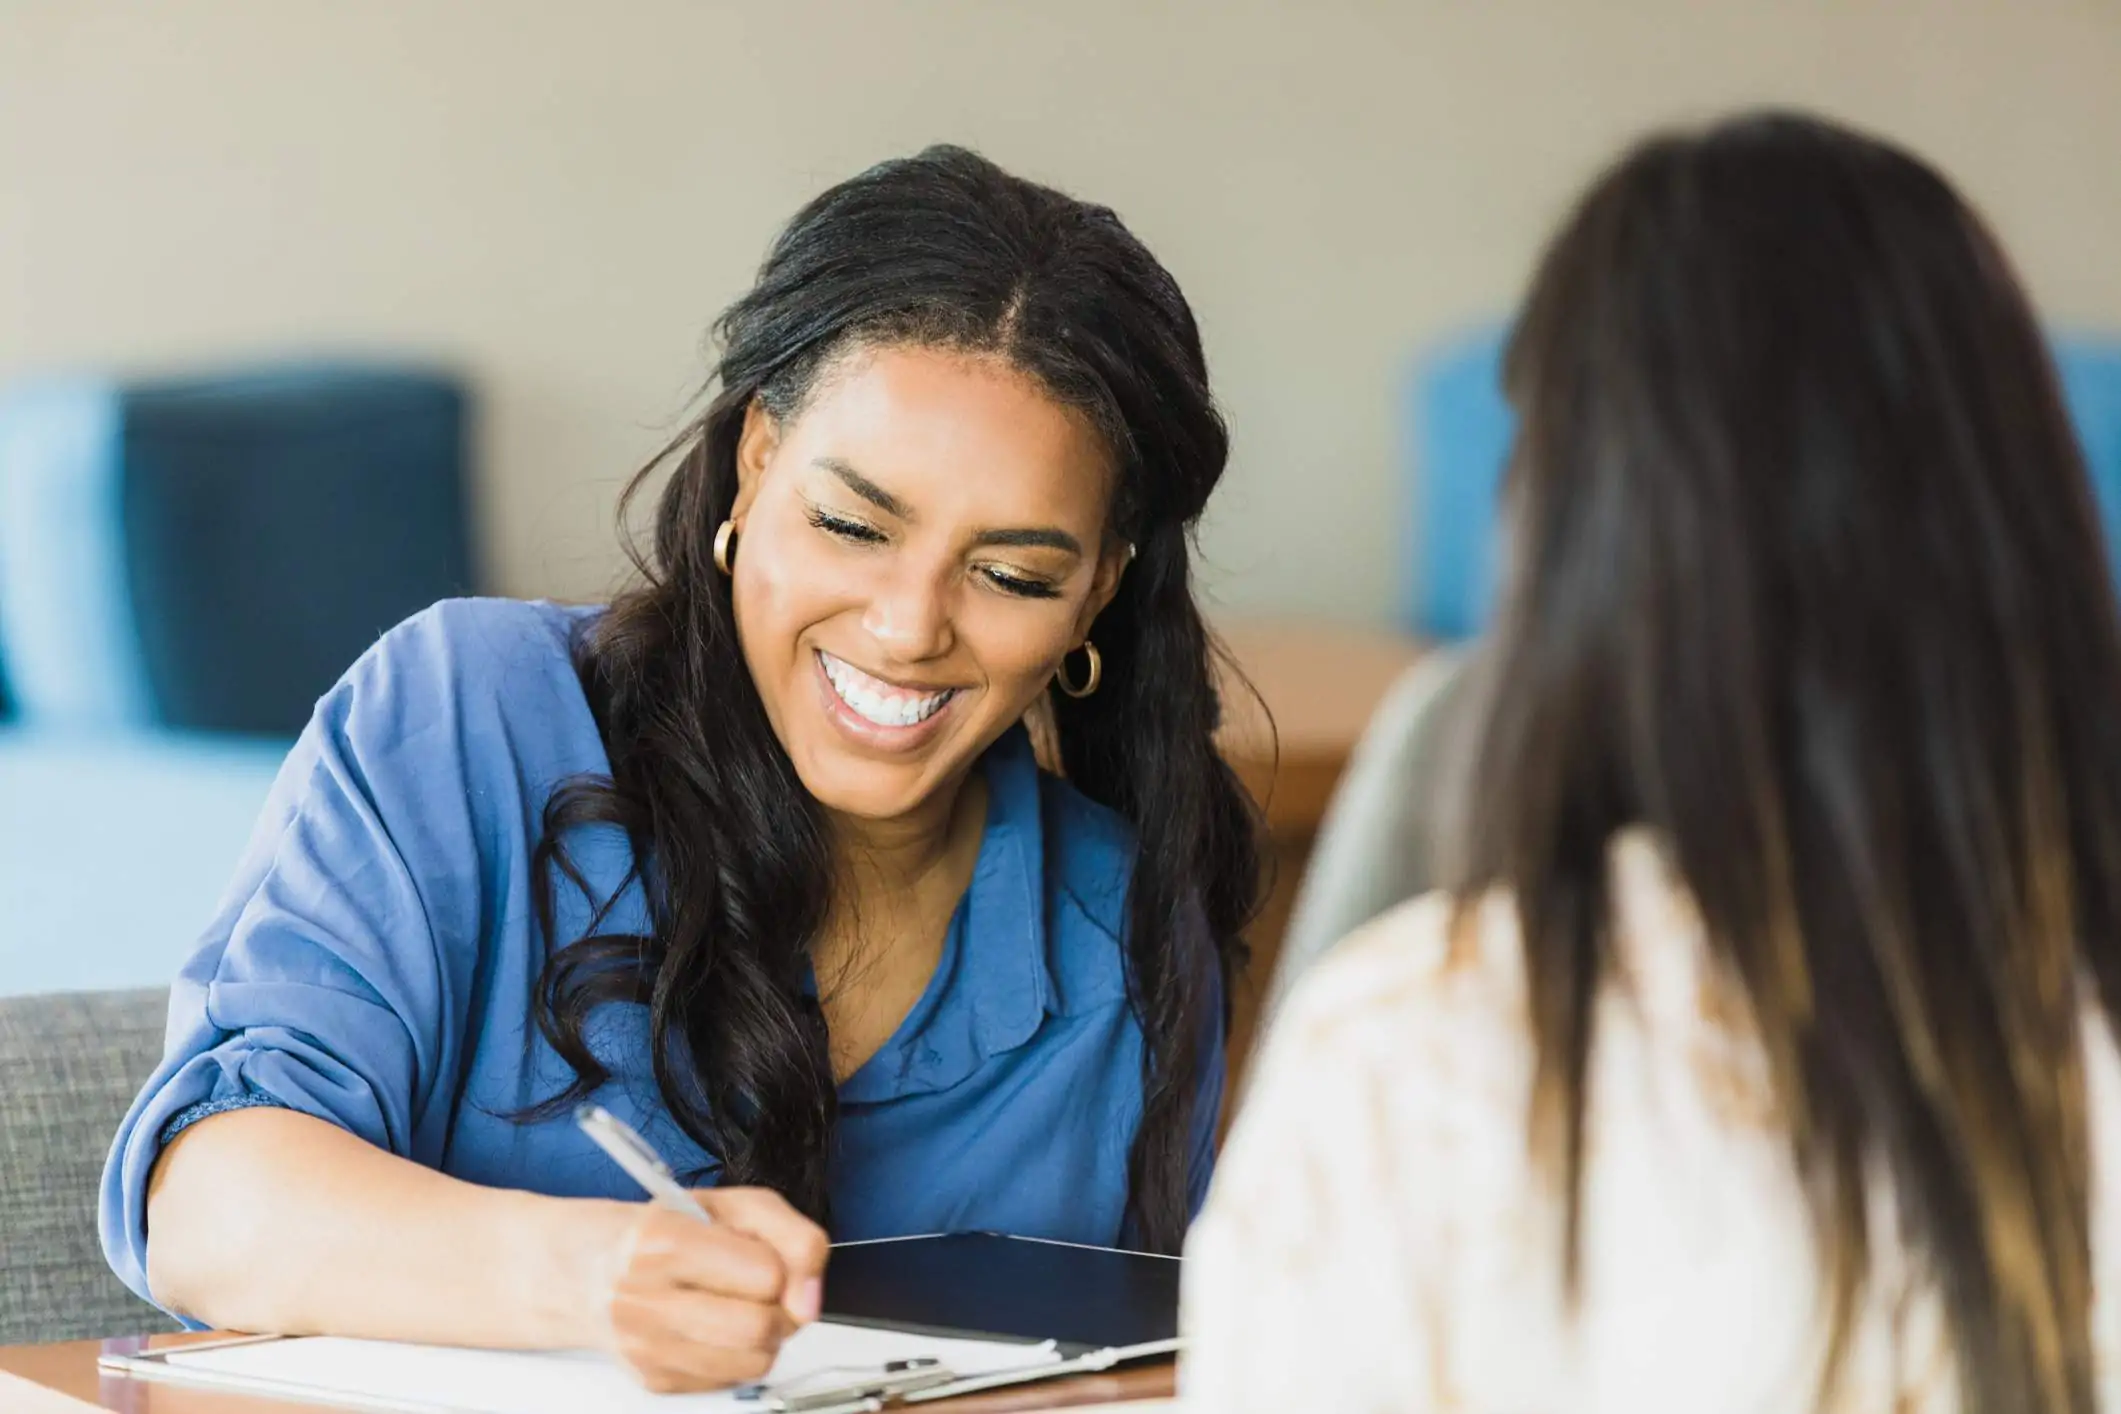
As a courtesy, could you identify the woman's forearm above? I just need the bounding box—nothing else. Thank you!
[145,1107,636,1347]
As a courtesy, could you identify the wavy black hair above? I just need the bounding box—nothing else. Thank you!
[524,146,1259,1253]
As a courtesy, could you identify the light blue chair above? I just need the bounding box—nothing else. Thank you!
[0,363,476,997]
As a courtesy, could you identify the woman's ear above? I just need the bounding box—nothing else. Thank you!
[1073,537,1133,641]
[731,397,781,523]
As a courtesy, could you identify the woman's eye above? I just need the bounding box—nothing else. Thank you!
[807,508,887,545]
[981,567,1061,600]
[805,506,1056,599]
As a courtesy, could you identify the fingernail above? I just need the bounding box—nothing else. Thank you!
[793,1277,823,1323]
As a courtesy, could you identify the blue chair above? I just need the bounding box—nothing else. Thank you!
[2059,338,2121,578]
[1405,328,2121,642]
[0,363,476,996]
[1405,326,1513,641]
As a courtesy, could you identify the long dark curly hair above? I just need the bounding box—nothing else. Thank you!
[525,145,1260,1253]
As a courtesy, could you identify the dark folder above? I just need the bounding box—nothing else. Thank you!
[821,1232,1181,1356]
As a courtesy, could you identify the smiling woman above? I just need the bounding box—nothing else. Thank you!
[99,147,1260,1394]
[719,347,1133,1096]
[728,346,1123,820]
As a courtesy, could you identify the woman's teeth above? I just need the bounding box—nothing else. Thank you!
[819,651,955,729]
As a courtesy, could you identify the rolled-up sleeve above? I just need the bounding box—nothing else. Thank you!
[99,675,456,1311]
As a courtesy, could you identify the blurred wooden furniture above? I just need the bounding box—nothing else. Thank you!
[1212,617,1428,1102]
[0,1332,1175,1411]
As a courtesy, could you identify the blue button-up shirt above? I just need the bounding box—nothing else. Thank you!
[100,598,1220,1310]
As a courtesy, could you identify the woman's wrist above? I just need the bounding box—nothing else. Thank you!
[503,1191,644,1350]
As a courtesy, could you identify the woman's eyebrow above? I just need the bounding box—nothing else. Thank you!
[972,526,1082,555]
[816,456,1083,555]
[816,457,910,518]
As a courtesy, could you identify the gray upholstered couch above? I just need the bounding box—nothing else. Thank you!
[0,988,178,1344]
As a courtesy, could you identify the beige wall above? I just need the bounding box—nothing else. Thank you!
[4,0,2119,621]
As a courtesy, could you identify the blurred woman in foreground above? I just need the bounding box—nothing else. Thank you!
[1184,111,2119,1413]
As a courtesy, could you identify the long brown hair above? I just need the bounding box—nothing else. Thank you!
[1456,111,2121,1411]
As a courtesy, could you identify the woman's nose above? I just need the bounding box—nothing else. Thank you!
[860,557,956,663]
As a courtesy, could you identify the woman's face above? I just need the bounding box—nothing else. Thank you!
[728,343,1127,825]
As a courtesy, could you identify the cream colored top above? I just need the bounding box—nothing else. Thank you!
[1182,832,2121,1413]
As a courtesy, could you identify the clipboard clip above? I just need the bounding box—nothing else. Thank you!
[735,1335,1180,1414]
[737,1356,956,1412]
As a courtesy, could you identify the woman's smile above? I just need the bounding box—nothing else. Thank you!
[813,647,965,751]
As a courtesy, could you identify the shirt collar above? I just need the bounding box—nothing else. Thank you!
[837,725,1054,1105]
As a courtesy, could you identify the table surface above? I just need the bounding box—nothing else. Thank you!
[1208,617,1426,1088]
[0,1332,1175,1411]
[1211,617,1425,836]
[0,617,1419,1414]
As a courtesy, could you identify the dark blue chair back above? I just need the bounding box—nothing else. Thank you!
[0,363,476,735]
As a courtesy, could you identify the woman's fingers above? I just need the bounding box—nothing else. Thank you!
[695,1187,830,1321]
[624,1209,788,1303]
[609,1285,789,1389]
[601,1204,800,1392]
[618,1332,777,1393]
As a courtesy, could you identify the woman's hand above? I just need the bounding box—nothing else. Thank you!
[143,1108,828,1379]
[594,1188,830,1393]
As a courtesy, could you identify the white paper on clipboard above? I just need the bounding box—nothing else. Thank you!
[100,1321,1060,1414]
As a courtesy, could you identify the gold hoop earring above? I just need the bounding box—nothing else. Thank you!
[1055,641,1102,698]
[713,520,737,576]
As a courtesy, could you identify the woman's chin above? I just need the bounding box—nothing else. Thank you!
[791,734,966,824]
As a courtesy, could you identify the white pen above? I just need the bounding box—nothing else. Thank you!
[575,1103,714,1226]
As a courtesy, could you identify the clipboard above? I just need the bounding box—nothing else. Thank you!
[821,1231,1181,1355]
[735,1336,1180,1412]
[99,1327,1174,1414]
[761,1231,1183,1411]
[96,1233,1184,1413]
